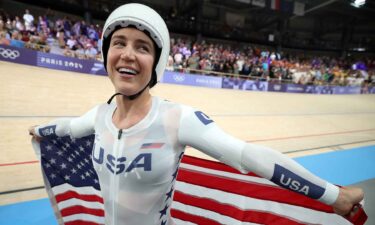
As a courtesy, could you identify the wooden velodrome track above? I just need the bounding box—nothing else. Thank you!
[1,60,375,207]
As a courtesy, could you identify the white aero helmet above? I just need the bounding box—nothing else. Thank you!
[101,3,170,86]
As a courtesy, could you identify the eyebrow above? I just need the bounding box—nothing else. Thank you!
[111,34,153,47]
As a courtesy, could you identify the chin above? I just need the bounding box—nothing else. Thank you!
[115,85,141,95]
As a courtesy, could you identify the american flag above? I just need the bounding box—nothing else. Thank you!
[34,135,367,225]
[140,143,164,149]
[38,135,104,225]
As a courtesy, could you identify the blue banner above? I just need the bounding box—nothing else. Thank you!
[162,71,222,88]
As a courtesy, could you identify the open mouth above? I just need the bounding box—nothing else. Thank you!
[117,67,138,76]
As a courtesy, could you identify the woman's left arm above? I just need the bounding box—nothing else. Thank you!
[178,108,363,215]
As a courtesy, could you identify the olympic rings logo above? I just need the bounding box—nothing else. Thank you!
[173,74,185,82]
[0,47,20,60]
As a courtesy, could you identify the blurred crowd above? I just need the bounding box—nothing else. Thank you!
[0,9,102,60]
[1,9,374,87]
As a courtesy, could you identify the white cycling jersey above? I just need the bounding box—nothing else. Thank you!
[35,96,339,225]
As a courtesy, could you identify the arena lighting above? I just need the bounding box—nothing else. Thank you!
[352,47,366,51]
[351,0,366,8]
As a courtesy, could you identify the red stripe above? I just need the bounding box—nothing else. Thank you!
[65,220,102,225]
[181,155,260,177]
[56,190,104,203]
[60,205,104,217]
[171,209,222,225]
[176,168,333,213]
[173,191,307,225]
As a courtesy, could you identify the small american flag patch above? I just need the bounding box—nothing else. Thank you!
[141,143,164,149]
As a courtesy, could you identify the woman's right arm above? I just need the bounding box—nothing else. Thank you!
[29,105,99,140]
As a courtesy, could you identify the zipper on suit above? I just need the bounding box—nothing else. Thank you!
[111,129,123,225]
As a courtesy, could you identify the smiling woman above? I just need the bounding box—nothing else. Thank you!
[27,3,364,225]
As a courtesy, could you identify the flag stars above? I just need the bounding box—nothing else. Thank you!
[60,163,67,169]
[86,140,91,146]
[85,171,91,177]
[67,157,73,162]
[79,146,85,152]
[94,179,99,183]
[159,204,169,219]
[165,186,174,201]
[50,173,56,179]
[71,168,77,174]
[64,175,70,180]
[46,145,53,151]
[65,142,70,148]
[49,158,56,164]
[81,174,86,180]
[45,163,51,168]
[57,150,64,156]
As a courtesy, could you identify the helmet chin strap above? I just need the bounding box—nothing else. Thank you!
[107,81,150,104]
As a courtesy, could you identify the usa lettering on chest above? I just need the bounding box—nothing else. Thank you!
[93,147,152,174]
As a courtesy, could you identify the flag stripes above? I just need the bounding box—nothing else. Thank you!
[173,157,352,225]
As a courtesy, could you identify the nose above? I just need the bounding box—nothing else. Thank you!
[120,46,136,61]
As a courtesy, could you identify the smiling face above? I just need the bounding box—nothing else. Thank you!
[107,27,156,96]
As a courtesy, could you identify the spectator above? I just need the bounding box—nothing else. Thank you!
[84,43,98,59]
[63,44,74,57]
[13,16,24,32]
[0,31,10,45]
[55,19,65,48]
[66,35,77,49]
[74,43,85,59]
[187,51,200,71]
[23,9,34,31]
[37,16,49,36]
[10,30,24,48]
[166,55,174,71]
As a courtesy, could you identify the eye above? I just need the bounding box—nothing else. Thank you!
[138,44,150,53]
[111,39,125,47]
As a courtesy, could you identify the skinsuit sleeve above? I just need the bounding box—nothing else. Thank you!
[178,107,339,205]
[33,105,99,139]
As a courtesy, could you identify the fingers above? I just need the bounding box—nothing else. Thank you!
[28,125,42,142]
[333,186,364,216]
[28,125,37,135]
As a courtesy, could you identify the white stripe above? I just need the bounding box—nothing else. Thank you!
[172,218,197,225]
[174,181,351,225]
[57,198,104,210]
[52,183,102,196]
[179,162,276,186]
[172,202,261,225]
[63,213,105,224]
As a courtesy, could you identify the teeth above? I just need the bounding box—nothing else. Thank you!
[118,68,137,75]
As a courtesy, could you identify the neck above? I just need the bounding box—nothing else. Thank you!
[112,90,152,129]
